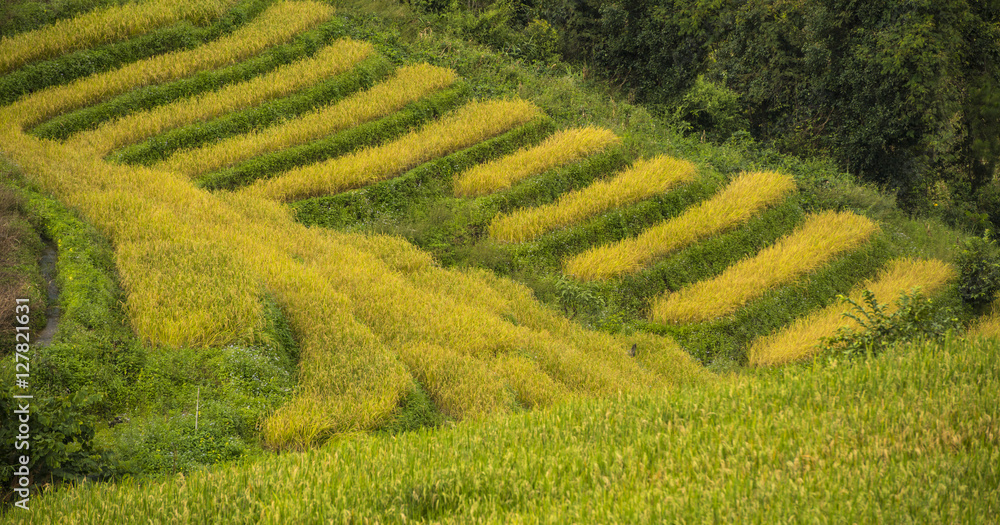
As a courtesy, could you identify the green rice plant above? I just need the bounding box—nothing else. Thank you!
[70,39,376,155]
[8,0,335,129]
[452,126,620,197]
[13,334,997,524]
[748,258,957,365]
[564,170,797,281]
[649,210,880,324]
[158,63,458,177]
[397,343,515,420]
[241,98,543,202]
[0,0,236,74]
[489,155,697,243]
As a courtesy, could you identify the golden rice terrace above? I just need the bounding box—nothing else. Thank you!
[0,0,982,452]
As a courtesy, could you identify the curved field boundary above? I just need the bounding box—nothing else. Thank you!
[69,39,376,155]
[452,126,620,197]
[157,63,458,177]
[8,0,335,129]
[649,210,879,324]
[748,258,957,366]
[489,155,697,243]
[0,0,236,74]
[564,170,796,281]
[241,99,543,202]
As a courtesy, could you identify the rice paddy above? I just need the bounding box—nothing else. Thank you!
[452,126,620,197]
[564,170,797,280]
[650,210,880,324]
[156,63,458,177]
[489,155,697,243]
[0,1,991,518]
[748,258,958,366]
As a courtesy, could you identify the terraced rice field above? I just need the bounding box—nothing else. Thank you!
[0,0,975,453]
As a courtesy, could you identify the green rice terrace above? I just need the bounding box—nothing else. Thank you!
[1,0,998,522]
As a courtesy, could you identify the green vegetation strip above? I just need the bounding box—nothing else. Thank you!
[108,55,393,165]
[292,116,556,229]
[28,13,347,141]
[201,84,469,191]
[11,336,998,523]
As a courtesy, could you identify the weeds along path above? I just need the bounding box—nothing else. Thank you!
[0,0,706,450]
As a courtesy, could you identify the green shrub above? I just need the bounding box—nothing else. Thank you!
[1,381,109,503]
[956,233,1000,310]
[671,76,748,143]
[821,289,962,358]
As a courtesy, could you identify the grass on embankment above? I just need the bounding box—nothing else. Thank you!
[10,335,999,523]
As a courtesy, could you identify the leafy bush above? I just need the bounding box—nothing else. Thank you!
[1,382,108,503]
[956,233,1000,310]
[821,289,961,358]
[671,76,748,143]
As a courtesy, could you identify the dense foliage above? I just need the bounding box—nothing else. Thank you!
[442,0,1000,228]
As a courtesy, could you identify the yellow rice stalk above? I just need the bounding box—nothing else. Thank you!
[564,170,797,281]
[115,237,264,348]
[242,98,542,202]
[396,343,515,420]
[70,39,376,155]
[9,0,335,128]
[452,126,620,197]
[650,210,879,324]
[0,0,236,74]
[969,297,1000,339]
[157,63,457,177]
[748,258,957,366]
[490,354,571,409]
[489,155,697,243]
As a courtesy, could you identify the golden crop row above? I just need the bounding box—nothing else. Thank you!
[0,0,236,74]
[157,63,458,177]
[564,170,797,281]
[452,126,620,197]
[70,39,376,155]
[489,155,697,243]
[748,258,957,365]
[649,210,880,324]
[10,0,335,129]
[242,98,544,202]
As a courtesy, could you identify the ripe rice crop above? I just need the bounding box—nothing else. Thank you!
[242,98,543,202]
[489,155,697,243]
[157,63,458,177]
[649,210,879,324]
[70,39,376,155]
[0,0,236,74]
[452,126,620,197]
[969,298,1000,338]
[9,0,335,129]
[397,343,515,420]
[748,258,956,366]
[564,170,796,280]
